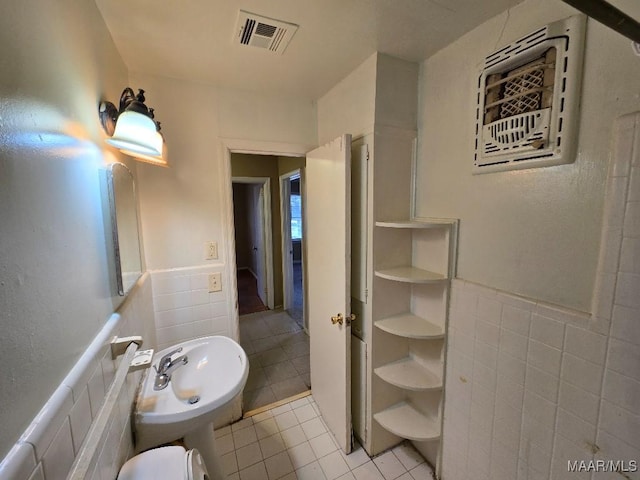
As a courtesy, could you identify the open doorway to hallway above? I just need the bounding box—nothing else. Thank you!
[232,179,272,315]
[229,152,310,412]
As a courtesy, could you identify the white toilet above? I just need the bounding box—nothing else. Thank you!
[117,446,209,480]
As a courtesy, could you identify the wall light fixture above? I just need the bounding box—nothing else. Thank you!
[99,88,167,166]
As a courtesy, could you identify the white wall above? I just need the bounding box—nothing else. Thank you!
[0,0,136,460]
[317,53,378,144]
[415,0,640,311]
[131,72,317,343]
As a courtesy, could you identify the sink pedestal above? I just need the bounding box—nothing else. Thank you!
[184,422,226,480]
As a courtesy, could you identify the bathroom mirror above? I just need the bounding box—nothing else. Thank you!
[107,162,143,295]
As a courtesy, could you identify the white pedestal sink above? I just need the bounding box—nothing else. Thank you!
[134,336,249,479]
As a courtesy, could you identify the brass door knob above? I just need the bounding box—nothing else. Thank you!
[331,313,356,326]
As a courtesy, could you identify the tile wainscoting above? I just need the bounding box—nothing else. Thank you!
[0,273,155,480]
[150,265,234,351]
[442,113,640,480]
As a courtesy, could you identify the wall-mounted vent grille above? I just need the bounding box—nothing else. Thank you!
[235,10,299,55]
[474,16,585,174]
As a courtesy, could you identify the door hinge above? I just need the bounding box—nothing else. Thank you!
[365,288,369,302]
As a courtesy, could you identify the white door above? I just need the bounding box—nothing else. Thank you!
[306,134,352,453]
[253,185,267,305]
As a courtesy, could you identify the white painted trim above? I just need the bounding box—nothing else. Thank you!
[232,176,274,310]
[279,169,301,313]
[220,138,314,328]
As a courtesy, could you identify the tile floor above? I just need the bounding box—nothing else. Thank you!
[216,395,435,480]
[240,310,311,411]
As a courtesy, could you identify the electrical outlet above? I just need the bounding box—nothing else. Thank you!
[205,241,218,260]
[208,272,222,293]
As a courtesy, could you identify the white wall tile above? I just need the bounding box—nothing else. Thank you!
[518,438,552,477]
[599,400,640,450]
[556,408,596,449]
[499,328,528,361]
[561,353,603,395]
[558,381,599,425]
[27,464,44,480]
[527,339,562,377]
[20,386,74,460]
[476,320,500,347]
[87,364,106,418]
[474,339,498,369]
[501,305,532,336]
[615,272,640,308]
[529,314,565,350]
[69,386,92,454]
[156,307,193,328]
[525,365,559,403]
[154,290,192,312]
[602,369,640,415]
[496,374,524,410]
[564,325,607,365]
[0,443,37,480]
[610,305,640,346]
[497,351,526,386]
[551,434,593,480]
[606,338,640,382]
[477,295,502,325]
[594,430,640,477]
[521,416,554,456]
[153,274,190,295]
[41,418,74,480]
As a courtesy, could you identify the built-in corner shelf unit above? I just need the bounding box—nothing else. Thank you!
[369,217,457,475]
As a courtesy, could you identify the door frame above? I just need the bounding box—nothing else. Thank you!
[220,139,313,341]
[279,169,307,330]
[232,176,273,309]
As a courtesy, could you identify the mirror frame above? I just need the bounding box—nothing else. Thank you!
[106,162,143,296]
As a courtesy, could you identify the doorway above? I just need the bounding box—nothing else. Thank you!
[280,170,305,329]
[228,149,311,412]
[232,177,274,314]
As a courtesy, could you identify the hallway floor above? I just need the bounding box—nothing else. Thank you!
[217,394,434,480]
[240,309,310,411]
[237,269,270,315]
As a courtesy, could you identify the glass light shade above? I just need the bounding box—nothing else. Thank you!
[106,110,162,156]
[120,141,168,167]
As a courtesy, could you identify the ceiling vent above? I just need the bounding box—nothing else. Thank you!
[474,15,586,173]
[234,10,299,55]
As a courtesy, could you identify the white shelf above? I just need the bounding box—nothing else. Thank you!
[374,357,442,391]
[375,313,444,339]
[374,402,440,442]
[375,267,446,284]
[376,220,450,229]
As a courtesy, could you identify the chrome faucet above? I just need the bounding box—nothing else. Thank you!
[153,347,188,390]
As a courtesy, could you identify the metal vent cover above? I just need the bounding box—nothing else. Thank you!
[235,10,299,54]
[474,15,586,174]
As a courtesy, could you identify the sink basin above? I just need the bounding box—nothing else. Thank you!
[134,335,249,452]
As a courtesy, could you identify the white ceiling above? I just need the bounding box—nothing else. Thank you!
[95,0,526,100]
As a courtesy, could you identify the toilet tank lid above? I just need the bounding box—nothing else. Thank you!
[118,446,187,480]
